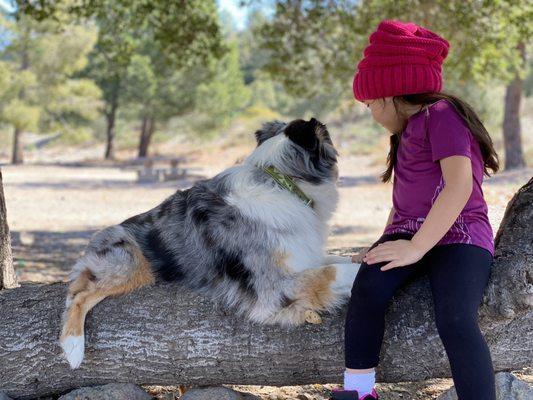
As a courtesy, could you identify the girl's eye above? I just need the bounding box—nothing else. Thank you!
[365,103,370,108]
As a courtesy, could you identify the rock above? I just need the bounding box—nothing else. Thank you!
[0,392,13,400]
[58,383,152,400]
[19,231,34,246]
[181,387,245,400]
[436,372,533,400]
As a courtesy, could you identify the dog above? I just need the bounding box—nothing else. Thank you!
[59,117,361,369]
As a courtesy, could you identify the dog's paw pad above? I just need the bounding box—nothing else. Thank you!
[304,310,322,324]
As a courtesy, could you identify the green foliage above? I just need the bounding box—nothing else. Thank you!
[1,98,40,131]
[196,40,251,129]
[255,0,532,98]
[0,12,101,143]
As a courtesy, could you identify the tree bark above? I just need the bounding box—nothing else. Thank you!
[104,107,117,161]
[103,75,123,161]
[0,180,531,399]
[0,168,18,290]
[11,29,30,166]
[138,115,155,158]
[502,42,526,170]
[11,128,24,165]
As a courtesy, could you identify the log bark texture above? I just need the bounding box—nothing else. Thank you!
[0,180,531,399]
[0,168,18,290]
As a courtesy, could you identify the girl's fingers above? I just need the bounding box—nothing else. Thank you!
[365,247,394,257]
[365,254,396,264]
[364,250,395,260]
[381,260,402,271]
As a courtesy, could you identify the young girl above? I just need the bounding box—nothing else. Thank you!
[329,20,499,400]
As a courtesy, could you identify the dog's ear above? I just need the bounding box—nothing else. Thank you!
[254,120,287,146]
[284,117,325,151]
[313,118,333,146]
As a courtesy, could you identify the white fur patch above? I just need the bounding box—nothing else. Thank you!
[330,262,361,295]
[60,335,85,369]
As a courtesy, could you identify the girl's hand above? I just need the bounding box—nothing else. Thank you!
[363,240,426,271]
[351,247,369,263]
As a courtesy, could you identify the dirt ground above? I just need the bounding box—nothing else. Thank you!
[1,141,531,399]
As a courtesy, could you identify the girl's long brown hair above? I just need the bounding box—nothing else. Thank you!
[380,92,500,183]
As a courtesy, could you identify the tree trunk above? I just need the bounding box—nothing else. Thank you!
[11,128,24,165]
[0,168,18,290]
[502,42,526,170]
[11,29,30,166]
[0,180,531,399]
[104,107,117,160]
[138,116,155,158]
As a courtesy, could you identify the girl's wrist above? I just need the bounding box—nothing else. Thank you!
[410,235,432,255]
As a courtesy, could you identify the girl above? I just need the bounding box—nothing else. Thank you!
[329,20,499,400]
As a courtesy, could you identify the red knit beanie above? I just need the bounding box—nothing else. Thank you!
[352,20,450,101]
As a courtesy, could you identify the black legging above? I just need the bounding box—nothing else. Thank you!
[345,232,496,400]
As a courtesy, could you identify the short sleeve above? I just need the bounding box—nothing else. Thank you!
[427,100,472,162]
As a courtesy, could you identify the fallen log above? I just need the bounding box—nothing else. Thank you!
[1,179,531,399]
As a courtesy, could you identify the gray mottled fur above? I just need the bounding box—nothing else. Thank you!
[66,117,359,329]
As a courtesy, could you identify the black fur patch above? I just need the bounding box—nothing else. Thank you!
[280,294,296,308]
[284,118,319,151]
[96,237,128,257]
[157,197,174,218]
[95,247,110,257]
[87,270,97,281]
[145,228,184,282]
[214,247,255,297]
[191,206,210,224]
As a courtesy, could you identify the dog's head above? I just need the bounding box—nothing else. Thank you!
[249,118,338,184]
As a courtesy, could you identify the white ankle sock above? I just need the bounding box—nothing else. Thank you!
[343,370,376,396]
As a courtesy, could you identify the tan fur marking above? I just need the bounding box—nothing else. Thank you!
[273,250,291,273]
[298,265,336,309]
[61,242,155,340]
[67,269,94,298]
[62,290,107,337]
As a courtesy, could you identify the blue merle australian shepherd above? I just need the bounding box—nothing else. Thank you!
[60,117,361,369]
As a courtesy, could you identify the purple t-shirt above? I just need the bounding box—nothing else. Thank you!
[383,99,494,256]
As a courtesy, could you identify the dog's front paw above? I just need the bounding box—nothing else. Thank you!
[304,310,322,324]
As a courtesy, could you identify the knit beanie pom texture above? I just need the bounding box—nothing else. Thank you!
[353,20,450,101]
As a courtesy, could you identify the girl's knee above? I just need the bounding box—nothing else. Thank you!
[350,274,394,309]
[435,312,479,343]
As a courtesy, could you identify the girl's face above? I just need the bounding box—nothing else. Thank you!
[363,97,404,134]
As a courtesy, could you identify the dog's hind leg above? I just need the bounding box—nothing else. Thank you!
[266,265,347,326]
[60,230,155,369]
[65,268,96,308]
[60,287,108,369]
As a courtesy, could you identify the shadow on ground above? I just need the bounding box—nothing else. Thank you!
[11,229,97,283]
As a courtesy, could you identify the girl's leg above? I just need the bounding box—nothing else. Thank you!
[344,233,424,374]
[426,244,495,400]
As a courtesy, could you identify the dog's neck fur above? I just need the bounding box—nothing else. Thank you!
[235,134,339,223]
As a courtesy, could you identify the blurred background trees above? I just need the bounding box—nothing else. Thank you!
[0,0,531,167]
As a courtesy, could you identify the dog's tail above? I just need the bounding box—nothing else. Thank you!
[59,226,155,369]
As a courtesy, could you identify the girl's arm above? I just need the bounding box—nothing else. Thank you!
[385,205,395,228]
[411,156,473,253]
[363,155,473,270]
